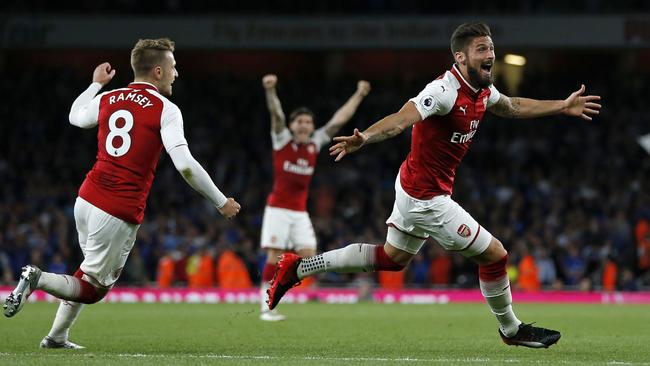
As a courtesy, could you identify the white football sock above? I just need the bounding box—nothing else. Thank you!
[479,275,522,337]
[37,272,82,299]
[297,243,375,279]
[260,282,271,312]
[47,300,84,343]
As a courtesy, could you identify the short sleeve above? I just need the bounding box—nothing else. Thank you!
[486,84,501,108]
[160,103,188,153]
[271,127,292,150]
[408,79,457,120]
[311,127,331,151]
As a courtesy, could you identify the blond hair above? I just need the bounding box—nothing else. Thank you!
[130,38,175,76]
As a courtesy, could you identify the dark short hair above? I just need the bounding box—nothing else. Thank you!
[450,22,492,55]
[130,38,175,77]
[289,107,315,123]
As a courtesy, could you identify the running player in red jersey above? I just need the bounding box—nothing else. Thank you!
[3,38,241,348]
[267,22,601,348]
[259,74,370,321]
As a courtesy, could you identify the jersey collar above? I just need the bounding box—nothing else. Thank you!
[128,82,159,91]
[451,64,480,95]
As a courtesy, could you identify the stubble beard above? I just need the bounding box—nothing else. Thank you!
[467,64,492,89]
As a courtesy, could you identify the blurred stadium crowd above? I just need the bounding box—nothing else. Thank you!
[1,50,649,292]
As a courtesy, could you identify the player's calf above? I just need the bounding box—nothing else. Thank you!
[297,243,405,278]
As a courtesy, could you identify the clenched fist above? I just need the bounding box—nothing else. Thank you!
[357,80,371,96]
[218,198,241,219]
[262,74,278,89]
[93,62,116,86]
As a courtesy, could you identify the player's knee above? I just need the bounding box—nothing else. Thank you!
[383,243,412,268]
[377,244,408,271]
[490,237,507,257]
[84,284,113,304]
[472,237,508,265]
[81,286,110,304]
[73,268,112,304]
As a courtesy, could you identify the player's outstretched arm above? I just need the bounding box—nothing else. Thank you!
[322,80,371,137]
[329,101,421,161]
[489,84,601,121]
[262,74,286,134]
[167,145,241,219]
[69,62,116,128]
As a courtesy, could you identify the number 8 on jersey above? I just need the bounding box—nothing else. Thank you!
[106,109,134,157]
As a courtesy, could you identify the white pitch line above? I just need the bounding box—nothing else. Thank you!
[2,353,650,365]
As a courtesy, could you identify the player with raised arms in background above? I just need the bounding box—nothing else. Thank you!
[267,22,601,348]
[259,74,370,321]
[3,38,241,348]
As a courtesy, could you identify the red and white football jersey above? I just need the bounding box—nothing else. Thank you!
[400,64,501,199]
[266,128,330,212]
[77,82,187,224]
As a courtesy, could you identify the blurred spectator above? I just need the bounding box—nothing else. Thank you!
[620,268,639,292]
[187,246,215,288]
[0,252,13,285]
[636,217,650,275]
[517,250,540,292]
[378,270,405,290]
[562,244,586,286]
[157,252,175,288]
[406,253,430,287]
[47,253,67,274]
[122,246,149,286]
[215,247,253,289]
[535,248,557,287]
[602,257,618,292]
[429,246,452,286]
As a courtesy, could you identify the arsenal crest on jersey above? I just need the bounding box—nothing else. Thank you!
[457,224,472,238]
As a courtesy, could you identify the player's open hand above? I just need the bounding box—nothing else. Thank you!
[218,198,241,219]
[329,128,368,162]
[357,80,371,96]
[93,62,116,86]
[563,84,601,121]
[262,74,278,89]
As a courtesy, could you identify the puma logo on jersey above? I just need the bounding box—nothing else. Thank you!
[459,105,467,115]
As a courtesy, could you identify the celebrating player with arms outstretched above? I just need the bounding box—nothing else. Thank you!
[259,74,370,321]
[3,38,241,348]
[267,22,601,348]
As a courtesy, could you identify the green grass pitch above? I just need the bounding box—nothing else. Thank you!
[1,302,649,365]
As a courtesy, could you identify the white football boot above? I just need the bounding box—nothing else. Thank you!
[3,265,42,318]
[40,336,86,349]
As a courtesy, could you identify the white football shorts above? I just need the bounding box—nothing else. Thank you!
[385,174,492,257]
[260,206,317,251]
[74,197,139,287]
